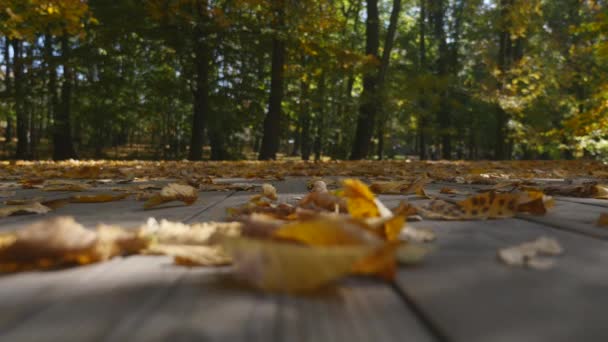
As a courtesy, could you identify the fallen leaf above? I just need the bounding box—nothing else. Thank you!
[310,180,328,193]
[70,193,130,203]
[0,217,148,272]
[0,190,16,198]
[0,202,51,218]
[597,213,608,227]
[140,218,241,266]
[272,217,382,246]
[43,181,92,192]
[400,226,436,242]
[370,177,432,195]
[439,187,457,194]
[396,243,432,265]
[141,218,242,245]
[298,191,347,213]
[146,244,232,266]
[417,191,552,220]
[223,237,377,292]
[351,242,400,280]
[497,236,563,270]
[144,183,198,209]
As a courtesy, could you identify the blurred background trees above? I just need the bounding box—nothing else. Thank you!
[0,0,606,161]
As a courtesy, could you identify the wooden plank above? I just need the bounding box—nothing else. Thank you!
[0,187,436,342]
[104,275,435,342]
[0,190,231,336]
[0,191,231,231]
[405,186,608,240]
[394,217,608,342]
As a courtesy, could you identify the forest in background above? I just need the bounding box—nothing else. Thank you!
[0,0,606,161]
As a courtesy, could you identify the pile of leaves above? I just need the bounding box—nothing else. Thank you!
[2,160,608,184]
[0,175,568,292]
[0,179,433,292]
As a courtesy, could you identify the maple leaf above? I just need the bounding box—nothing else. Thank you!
[144,183,198,209]
[417,191,553,220]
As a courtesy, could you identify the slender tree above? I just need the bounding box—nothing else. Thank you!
[259,0,287,160]
[350,0,380,160]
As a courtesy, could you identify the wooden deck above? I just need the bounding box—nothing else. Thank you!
[1,177,608,342]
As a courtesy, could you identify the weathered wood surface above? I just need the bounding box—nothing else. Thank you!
[1,177,608,341]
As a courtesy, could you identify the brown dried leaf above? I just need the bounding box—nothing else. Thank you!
[597,213,608,227]
[144,183,198,209]
[0,190,16,198]
[497,236,563,270]
[146,244,232,266]
[0,202,51,218]
[141,218,242,245]
[417,191,552,220]
[0,217,96,271]
[396,243,432,265]
[400,227,436,242]
[43,181,92,192]
[0,217,148,272]
[298,191,347,213]
[70,193,129,203]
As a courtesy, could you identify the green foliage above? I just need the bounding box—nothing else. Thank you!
[0,0,606,160]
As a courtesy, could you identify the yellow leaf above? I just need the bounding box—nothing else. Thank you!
[223,237,376,292]
[351,242,400,280]
[342,179,380,218]
[272,218,382,246]
[383,215,406,241]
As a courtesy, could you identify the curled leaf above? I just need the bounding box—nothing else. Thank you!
[272,217,382,246]
[597,213,608,227]
[71,193,129,203]
[0,202,51,218]
[497,236,563,270]
[342,179,380,218]
[223,237,376,292]
[144,183,198,209]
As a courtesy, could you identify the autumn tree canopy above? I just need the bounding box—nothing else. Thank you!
[0,0,607,161]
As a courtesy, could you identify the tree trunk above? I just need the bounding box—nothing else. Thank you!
[12,40,28,159]
[350,0,380,160]
[259,0,286,160]
[3,37,12,144]
[418,0,427,160]
[375,0,402,160]
[495,0,512,160]
[188,24,210,161]
[431,0,451,159]
[52,35,78,160]
[301,80,312,161]
[313,72,326,161]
